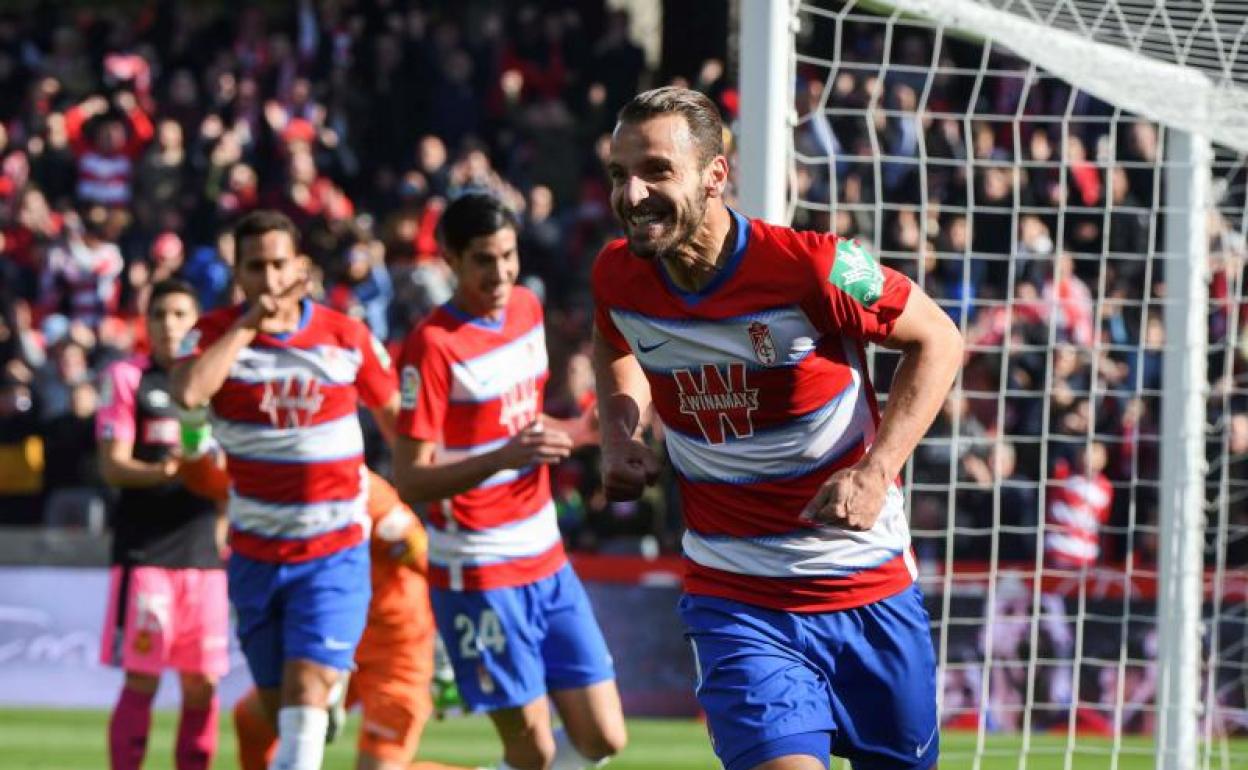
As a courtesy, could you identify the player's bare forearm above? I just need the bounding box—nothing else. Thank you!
[171,323,256,408]
[393,437,507,503]
[868,287,963,480]
[369,394,401,448]
[99,439,177,488]
[542,412,598,449]
[592,328,660,500]
[591,328,650,446]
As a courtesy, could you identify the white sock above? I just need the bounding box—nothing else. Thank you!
[270,706,328,770]
[551,727,610,770]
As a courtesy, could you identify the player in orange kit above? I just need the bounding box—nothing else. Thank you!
[178,450,470,770]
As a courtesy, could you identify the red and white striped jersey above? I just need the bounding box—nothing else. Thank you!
[395,286,563,592]
[177,299,397,563]
[592,211,917,613]
[40,237,124,328]
[1044,462,1113,568]
[65,103,153,207]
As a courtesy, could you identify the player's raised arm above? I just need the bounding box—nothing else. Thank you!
[592,326,659,502]
[172,213,307,409]
[170,311,258,409]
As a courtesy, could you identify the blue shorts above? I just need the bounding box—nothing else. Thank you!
[227,544,371,689]
[430,564,615,712]
[681,584,938,770]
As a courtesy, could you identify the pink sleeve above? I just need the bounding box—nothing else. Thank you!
[96,360,141,443]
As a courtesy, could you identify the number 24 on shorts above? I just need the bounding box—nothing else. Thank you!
[453,609,506,658]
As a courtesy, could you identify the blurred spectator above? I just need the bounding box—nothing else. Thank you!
[0,378,42,524]
[133,118,188,231]
[64,90,154,206]
[325,224,393,340]
[38,206,124,330]
[40,379,106,531]
[34,337,91,421]
[1044,442,1114,570]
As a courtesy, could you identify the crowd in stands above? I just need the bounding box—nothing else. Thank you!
[789,13,1248,570]
[0,2,1244,569]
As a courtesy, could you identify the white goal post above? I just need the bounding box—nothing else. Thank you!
[738,2,1248,769]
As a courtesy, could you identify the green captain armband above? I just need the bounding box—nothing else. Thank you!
[179,408,212,459]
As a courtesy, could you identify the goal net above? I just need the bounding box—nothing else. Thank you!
[773,1,1248,767]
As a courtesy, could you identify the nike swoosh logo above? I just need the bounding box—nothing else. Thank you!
[915,725,938,757]
[636,339,669,354]
[324,637,354,651]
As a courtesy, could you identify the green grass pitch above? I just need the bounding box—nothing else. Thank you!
[2,708,1241,769]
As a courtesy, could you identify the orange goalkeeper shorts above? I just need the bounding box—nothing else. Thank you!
[347,618,436,762]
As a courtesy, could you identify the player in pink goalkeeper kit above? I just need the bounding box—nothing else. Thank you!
[96,279,226,770]
[592,87,963,770]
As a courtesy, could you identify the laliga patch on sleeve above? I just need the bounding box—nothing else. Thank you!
[177,329,201,358]
[399,365,421,409]
[370,335,392,369]
[828,238,884,307]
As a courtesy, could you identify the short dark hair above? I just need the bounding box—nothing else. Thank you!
[147,278,199,316]
[617,86,725,166]
[438,192,519,253]
[232,209,301,253]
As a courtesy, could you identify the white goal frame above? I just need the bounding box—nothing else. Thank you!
[737,2,1220,768]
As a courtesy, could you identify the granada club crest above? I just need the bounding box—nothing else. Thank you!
[747,321,777,366]
[477,663,496,695]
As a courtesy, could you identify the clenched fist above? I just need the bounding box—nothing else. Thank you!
[800,460,892,531]
[601,437,660,502]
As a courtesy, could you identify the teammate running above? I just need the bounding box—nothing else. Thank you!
[212,468,472,770]
[593,87,963,770]
[171,209,398,770]
[393,192,627,770]
[97,278,227,770]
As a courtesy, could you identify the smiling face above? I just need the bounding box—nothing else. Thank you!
[446,225,519,319]
[608,113,721,261]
